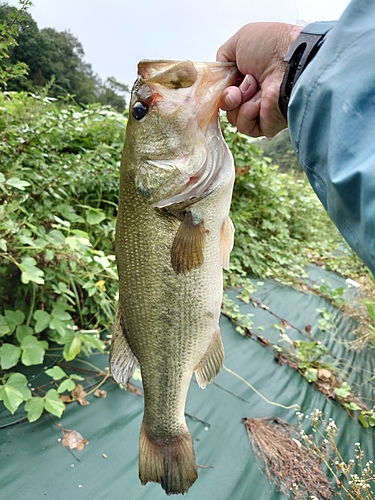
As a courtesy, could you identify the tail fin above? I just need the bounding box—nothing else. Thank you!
[139,421,198,495]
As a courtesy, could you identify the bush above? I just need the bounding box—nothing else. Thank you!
[0,91,126,418]
[0,98,366,422]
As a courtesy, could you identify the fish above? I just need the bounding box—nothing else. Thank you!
[110,59,239,495]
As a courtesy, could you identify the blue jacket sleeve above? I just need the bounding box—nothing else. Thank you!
[288,0,375,274]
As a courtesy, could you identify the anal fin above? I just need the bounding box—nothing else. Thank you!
[194,327,224,389]
[171,211,205,274]
[109,306,138,387]
[220,216,234,270]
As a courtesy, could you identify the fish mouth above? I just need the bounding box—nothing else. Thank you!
[138,59,237,82]
[135,61,239,208]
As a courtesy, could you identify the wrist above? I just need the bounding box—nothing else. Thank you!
[278,22,336,120]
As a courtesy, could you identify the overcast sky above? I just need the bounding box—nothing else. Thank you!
[9,0,351,88]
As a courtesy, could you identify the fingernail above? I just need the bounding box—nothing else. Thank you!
[224,93,235,108]
[240,75,252,93]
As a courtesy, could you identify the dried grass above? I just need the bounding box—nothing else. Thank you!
[243,416,333,500]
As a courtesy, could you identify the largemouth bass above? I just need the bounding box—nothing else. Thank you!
[110,59,238,495]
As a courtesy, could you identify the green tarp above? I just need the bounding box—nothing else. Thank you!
[1,267,374,499]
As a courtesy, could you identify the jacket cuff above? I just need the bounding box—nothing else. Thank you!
[279,22,336,120]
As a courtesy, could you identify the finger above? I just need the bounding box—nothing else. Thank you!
[226,107,239,127]
[234,91,262,137]
[238,74,258,102]
[216,34,237,63]
[220,75,258,111]
[220,87,242,111]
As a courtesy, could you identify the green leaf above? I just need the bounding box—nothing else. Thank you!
[0,343,21,369]
[93,255,110,268]
[57,378,76,394]
[343,402,361,412]
[7,373,31,400]
[71,229,90,238]
[19,257,45,285]
[359,413,369,428]
[0,238,7,252]
[0,314,11,337]
[25,397,45,422]
[53,215,70,228]
[20,335,47,366]
[80,333,105,352]
[16,325,33,343]
[33,310,51,333]
[51,305,72,321]
[334,382,352,399]
[49,317,69,336]
[305,368,318,383]
[0,384,24,414]
[44,389,64,417]
[4,309,25,333]
[65,236,91,249]
[132,366,142,382]
[48,229,66,244]
[57,282,75,297]
[45,366,67,381]
[70,374,85,381]
[63,331,82,361]
[5,177,31,190]
[86,209,106,225]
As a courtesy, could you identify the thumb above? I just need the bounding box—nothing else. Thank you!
[216,36,237,63]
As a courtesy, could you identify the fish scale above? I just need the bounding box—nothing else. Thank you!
[110,59,239,495]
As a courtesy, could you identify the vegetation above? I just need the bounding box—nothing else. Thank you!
[256,128,301,172]
[0,93,367,421]
[0,2,372,436]
[297,410,375,499]
[0,1,129,111]
[0,90,125,419]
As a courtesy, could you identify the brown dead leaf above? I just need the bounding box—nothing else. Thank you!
[60,395,72,403]
[62,430,89,451]
[94,389,107,398]
[318,369,332,380]
[72,383,90,406]
[315,379,335,398]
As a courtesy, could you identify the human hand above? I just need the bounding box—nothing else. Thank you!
[216,22,302,138]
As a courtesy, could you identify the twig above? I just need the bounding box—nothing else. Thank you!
[223,365,300,411]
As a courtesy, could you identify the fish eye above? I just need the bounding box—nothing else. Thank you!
[132,101,149,120]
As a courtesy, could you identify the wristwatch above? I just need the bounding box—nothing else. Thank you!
[279,22,335,120]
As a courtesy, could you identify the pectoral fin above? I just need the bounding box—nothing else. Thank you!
[220,216,235,270]
[171,211,205,274]
[109,306,138,387]
[194,327,224,389]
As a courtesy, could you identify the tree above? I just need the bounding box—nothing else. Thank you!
[0,1,129,110]
[0,0,31,86]
[97,77,129,113]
